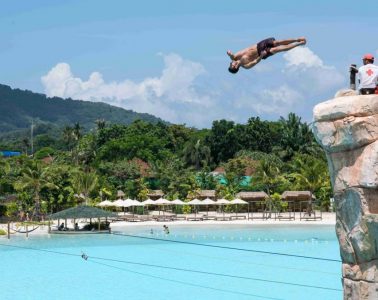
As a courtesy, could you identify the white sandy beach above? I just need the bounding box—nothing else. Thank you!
[0,212,336,237]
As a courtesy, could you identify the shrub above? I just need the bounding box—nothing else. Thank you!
[0,229,7,235]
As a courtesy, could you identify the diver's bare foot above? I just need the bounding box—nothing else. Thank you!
[298,37,306,44]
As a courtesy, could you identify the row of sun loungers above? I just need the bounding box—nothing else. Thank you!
[109,210,322,223]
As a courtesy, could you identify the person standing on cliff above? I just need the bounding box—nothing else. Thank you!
[356,54,378,95]
[227,37,306,74]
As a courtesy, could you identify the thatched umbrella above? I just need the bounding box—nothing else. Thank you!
[201,198,215,216]
[142,199,155,215]
[215,199,230,219]
[97,200,113,207]
[49,206,117,231]
[155,198,170,216]
[230,198,248,218]
[187,199,202,218]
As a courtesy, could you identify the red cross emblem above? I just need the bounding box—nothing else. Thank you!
[366,69,373,76]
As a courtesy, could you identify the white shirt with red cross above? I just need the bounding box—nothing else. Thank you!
[358,63,378,89]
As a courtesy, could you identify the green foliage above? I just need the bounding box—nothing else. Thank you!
[34,147,55,159]
[0,88,333,216]
[0,228,6,235]
[5,202,19,218]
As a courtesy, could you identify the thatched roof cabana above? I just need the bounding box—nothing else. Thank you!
[147,190,164,199]
[49,206,117,219]
[236,191,268,201]
[281,191,312,201]
[117,190,125,198]
[198,190,216,199]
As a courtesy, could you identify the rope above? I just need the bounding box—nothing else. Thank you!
[143,243,339,276]
[10,225,40,234]
[0,243,342,292]
[88,260,285,300]
[111,232,341,262]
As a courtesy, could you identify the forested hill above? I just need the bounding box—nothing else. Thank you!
[0,84,165,133]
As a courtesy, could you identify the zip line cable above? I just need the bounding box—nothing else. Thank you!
[0,243,342,292]
[88,259,285,300]
[88,254,341,292]
[141,243,340,276]
[111,232,342,263]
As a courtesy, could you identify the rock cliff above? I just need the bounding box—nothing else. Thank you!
[313,93,378,300]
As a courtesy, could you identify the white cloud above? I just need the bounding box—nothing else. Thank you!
[41,54,210,123]
[282,47,345,94]
[252,85,303,114]
[283,47,324,69]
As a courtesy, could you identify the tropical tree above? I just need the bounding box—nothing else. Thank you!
[277,113,317,160]
[251,158,288,196]
[70,169,98,205]
[288,153,332,210]
[183,139,211,170]
[14,162,57,219]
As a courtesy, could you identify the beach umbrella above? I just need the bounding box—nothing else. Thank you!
[155,198,171,215]
[122,199,136,207]
[142,199,156,205]
[132,200,144,206]
[171,199,185,205]
[155,198,171,205]
[201,198,215,216]
[201,198,215,205]
[97,200,113,207]
[113,199,125,207]
[215,199,230,219]
[187,199,202,218]
[170,199,185,214]
[142,198,155,214]
[230,198,248,217]
[187,199,202,205]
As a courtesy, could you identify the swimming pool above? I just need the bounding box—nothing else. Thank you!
[0,225,342,300]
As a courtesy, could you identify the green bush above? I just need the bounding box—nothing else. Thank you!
[0,229,7,235]
[34,147,55,159]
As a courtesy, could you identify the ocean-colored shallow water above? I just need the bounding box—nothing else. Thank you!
[0,224,342,300]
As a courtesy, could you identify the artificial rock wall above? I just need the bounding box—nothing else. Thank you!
[313,93,378,300]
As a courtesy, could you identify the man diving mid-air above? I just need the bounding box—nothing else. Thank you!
[227,37,306,74]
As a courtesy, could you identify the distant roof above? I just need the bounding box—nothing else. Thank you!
[236,191,268,200]
[117,190,125,197]
[147,190,164,198]
[211,166,225,175]
[49,206,117,219]
[281,191,312,201]
[0,151,21,157]
[198,190,216,198]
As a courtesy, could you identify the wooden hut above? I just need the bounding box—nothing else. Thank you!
[281,191,312,201]
[198,190,216,200]
[147,190,164,200]
[49,206,117,234]
[236,191,269,202]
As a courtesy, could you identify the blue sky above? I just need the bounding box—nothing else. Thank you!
[1,0,378,127]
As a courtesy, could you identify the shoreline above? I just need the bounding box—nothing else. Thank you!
[0,212,336,237]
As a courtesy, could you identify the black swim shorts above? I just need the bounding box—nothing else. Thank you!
[257,37,276,60]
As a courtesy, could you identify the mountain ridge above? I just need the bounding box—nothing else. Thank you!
[0,83,166,135]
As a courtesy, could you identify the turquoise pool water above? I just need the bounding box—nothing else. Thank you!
[0,225,342,300]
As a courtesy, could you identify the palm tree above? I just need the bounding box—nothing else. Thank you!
[289,155,327,192]
[14,162,57,219]
[95,119,106,131]
[70,170,98,205]
[183,139,211,170]
[73,122,82,141]
[62,126,74,150]
[252,158,288,217]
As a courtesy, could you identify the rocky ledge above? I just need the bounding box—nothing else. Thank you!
[313,92,378,300]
